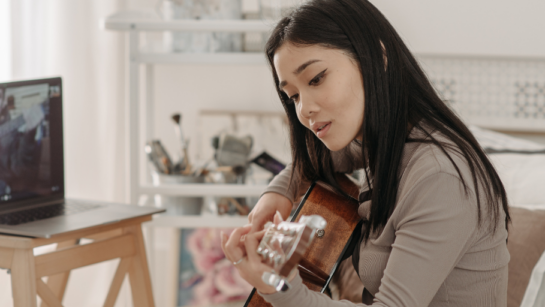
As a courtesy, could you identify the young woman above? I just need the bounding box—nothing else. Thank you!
[221,0,511,306]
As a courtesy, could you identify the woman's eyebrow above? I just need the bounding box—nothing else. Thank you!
[279,59,322,90]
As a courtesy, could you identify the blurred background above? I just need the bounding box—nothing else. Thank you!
[0,0,544,306]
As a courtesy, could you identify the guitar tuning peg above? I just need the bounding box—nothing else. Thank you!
[273,254,283,266]
[262,271,291,292]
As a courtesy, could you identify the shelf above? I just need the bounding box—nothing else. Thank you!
[102,10,274,32]
[140,183,268,196]
[145,215,248,228]
[101,10,276,210]
[135,52,267,64]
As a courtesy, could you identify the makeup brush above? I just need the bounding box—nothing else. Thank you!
[171,113,191,173]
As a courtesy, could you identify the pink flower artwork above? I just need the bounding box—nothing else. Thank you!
[214,258,253,297]
[187,228,229,274]
[186,228,252,306]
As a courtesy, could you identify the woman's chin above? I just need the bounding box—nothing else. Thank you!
[322,139,350,152]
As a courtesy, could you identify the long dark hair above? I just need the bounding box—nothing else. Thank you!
[265,0,510,241]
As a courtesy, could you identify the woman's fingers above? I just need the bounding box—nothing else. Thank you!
[248,193,292,233]
[222,226,280,294]
[226,224,252,246]
[221,225,252,262]
[273,210,283,225]
[254,228,267,241]
[244,230,264,264]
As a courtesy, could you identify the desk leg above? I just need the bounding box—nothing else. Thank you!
[41,239,78,307]
[11,248,38,307]
[125,225,155,307]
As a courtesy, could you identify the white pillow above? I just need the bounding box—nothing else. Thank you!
[469,125,545,153]
[488,153,545,207]
[468,126,545,207]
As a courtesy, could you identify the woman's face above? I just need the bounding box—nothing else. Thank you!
[273,43,364,152]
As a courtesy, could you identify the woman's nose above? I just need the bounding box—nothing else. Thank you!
[298,95,320,119]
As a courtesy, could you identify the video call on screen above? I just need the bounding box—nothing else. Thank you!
[0,82,63,204]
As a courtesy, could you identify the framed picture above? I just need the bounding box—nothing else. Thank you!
[178,228,253,306]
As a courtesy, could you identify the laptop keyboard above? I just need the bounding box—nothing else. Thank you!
[0,202,104,226]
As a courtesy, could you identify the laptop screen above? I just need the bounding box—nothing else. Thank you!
[0,77,64,206]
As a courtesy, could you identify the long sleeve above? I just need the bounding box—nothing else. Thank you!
[369,172,480,306]
[260,171,505,307]
[260,271,369,307]
[261,162,304,203]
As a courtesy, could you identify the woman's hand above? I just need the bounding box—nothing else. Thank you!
[221,224,278,294]
[222,211,296,294]
[248,192,292,232]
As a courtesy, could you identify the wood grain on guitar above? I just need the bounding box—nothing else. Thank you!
[245,175,361,307]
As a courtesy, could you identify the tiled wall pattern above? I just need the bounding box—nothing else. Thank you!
[417,55,545,132]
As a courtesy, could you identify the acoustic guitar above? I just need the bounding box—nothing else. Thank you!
[244,175,369,307]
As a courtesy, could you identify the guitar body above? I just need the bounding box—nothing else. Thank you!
[244,175,362,307]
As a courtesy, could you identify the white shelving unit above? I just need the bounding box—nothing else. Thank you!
[101,12,276,306]
[101,10,275,228]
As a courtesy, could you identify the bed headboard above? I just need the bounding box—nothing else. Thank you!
[417,54,545,136]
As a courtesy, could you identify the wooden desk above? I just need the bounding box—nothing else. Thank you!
[0,215,155,307]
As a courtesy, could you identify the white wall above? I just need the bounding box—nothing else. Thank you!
[372,0,545,58]
[0,1,11,81]
[142,0,545,165]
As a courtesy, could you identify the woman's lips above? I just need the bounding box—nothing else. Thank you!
[316,123,331,138]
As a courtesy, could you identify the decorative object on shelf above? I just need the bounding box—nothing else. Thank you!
[212,132,253,168]
[242,13,264,52]
[198,110,290,211]
[180,228,252,306]
[198,110,290,171]
[259,0,306,21]
[171,113,192,174]
[211,132,254,215]
[250,151,286,176]
[258,0,308,43]
[158,0,243,53]
[145,140,174,174]
[145,112,195,175]
[158,0,177,52]
[216,196,250,215]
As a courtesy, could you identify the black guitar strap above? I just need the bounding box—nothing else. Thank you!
[349,189,372,274]
[350,189,374,304]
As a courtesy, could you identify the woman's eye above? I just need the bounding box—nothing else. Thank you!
[289,94,299,104]
[309,69,327,86]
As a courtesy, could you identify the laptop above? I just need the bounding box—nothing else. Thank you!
[0,77,165,238]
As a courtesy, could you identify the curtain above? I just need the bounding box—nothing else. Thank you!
[0,0,133,306]
[0,0,11,81]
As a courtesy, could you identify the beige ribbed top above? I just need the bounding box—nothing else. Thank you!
[260,127,510,307]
